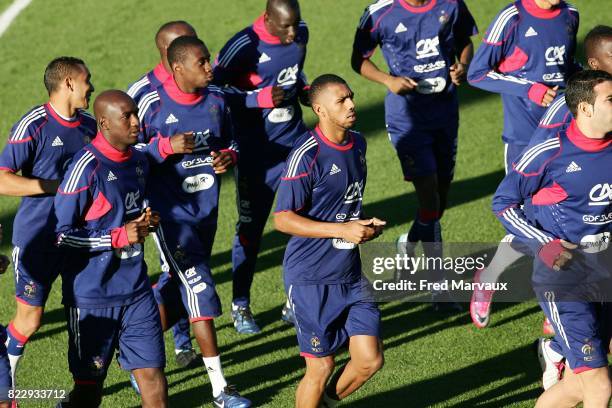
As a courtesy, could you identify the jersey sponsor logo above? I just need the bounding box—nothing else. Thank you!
[194,130,211,152]
[192,282,207,294]
[259,52,271,63]
[414,60,446,74]
[332,238,357,250]
[416,36,440,59]
[52,136,64,147]
[277,64,299,86]
[565,161,581,173]
[165,113,179,124]
[268,106,295,123]
[114,243,142,259]
[330,163,342,175]
[416,77,447,94]
[525,26,538,37]
[182,173,215,193]
[589,183,612,206]
[181,157,213,169]
[545,45,566,66]
[542,72,565,83]
[125,191,141,215]
[107,171,117,182]
[394,22,407,33]
[184,267,197,278]
[336,213,347,221]
[579,232,610,253]
[343,180,364,204]
[583,211,612,226]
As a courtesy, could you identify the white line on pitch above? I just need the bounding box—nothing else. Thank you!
[0,0,33,38]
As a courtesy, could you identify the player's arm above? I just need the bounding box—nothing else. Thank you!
[211,103,238,175]
[0,120,60,196]
[467,9,557,107]
[491,144,574,270]
[450,1,479,86]
[135,132,195,164]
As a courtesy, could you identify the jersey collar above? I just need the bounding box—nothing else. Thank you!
[162,77,204,105]
[92,132,133,162]
[45,103,81,128]
[566,120,612,152]
[522,0,562,19]
[399,0,436,14]
[253,13,282,45]
[152,62,171,84]
[314,126,354,151]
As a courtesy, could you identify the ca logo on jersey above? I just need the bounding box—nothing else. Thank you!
[277,64,299,86]
[125,191,141,214]
[589,183,612,206]
[416,36,440,59]
[343,180,364,204]
[545,45,565,66]
[193,129,211,152]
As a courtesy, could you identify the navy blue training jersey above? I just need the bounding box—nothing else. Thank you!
[275,127,368,285]
[139,78,237,225]
[126,62,171,107]
[354,0,478,127]
[0,104,97,249]
[468,0,580,144]
[212,14,309,155]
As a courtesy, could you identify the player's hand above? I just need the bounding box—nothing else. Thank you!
[552,240,577,271]
[541,86,559,107]
[539,239,577,271]
[148,209,161,232]
[341,219,379,244]
[211,150,235,174]
[385,76,418,95]
[271,86,285,107]
[0,255,9,274]
[170,132,195,154]
[449,63,467,86]
[125,211,150,244]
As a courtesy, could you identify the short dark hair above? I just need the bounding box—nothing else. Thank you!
[585,25,612,59]
[43,56,86,94]
[565,70,612,116]
[167,36,206,67]
[308,74,348,104]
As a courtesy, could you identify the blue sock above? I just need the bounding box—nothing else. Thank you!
[6,323,27,357]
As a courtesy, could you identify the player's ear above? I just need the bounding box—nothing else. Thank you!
[577,101,594,118]
[98,117,109,131]
[586,57,599,70]
[65,75,74,92]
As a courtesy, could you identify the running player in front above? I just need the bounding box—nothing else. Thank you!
[274,74,385,408]
[492,70,612,408]
[0,57,96,400]
[0,224,11,408]
[352,0,478,311]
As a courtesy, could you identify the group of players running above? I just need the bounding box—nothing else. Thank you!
[0,0,610,407]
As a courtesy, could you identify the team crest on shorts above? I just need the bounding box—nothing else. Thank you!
[23,281,37,298]
[91,356,105,373]
[581,342,594,361]
[310,336,322,352]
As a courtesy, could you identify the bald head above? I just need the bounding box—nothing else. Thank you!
[585,25,612,73]
[94,90,140,148]
[155,21,197,53]
[265,0,300,44]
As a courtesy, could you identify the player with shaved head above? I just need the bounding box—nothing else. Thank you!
[213,0,310,334]
[275,74,385,408]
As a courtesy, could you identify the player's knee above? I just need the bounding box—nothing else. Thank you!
[306,357,335,381]
[357,352,384,377]
[582,369,612,401]
[13,310,43,336]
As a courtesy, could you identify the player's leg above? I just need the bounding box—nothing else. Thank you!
[296,356,336,408]
[6,246,60,391]
[118,292,167,408]
[61,305,117,407]
[0,326,11,408]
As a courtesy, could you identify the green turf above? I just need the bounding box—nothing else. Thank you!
[0,0,607,406]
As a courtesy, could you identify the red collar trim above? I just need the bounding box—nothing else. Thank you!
[92,132,132,162]
[566,120,612,152]
[162,77,203,105]
[522,0,561,19]
[253,14,282,45]
[45,103,81,128]
[315,126,354,151]
[152,62,171,84]
[400,0,436,13]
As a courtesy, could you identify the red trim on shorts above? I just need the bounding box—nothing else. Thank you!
[189,317,214,323]
[573,365,596,374]
[7,322,29,344]
[14,296,34,307]
[300,352,320,359]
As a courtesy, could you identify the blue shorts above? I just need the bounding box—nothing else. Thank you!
[65,291,165,382]
[538,291,611,373]
[385,97,458,182]
[12,245,62,307]
[0,325,10,401]
[153,221,221,321]
[286,281,381,358]
[504,142,528,175]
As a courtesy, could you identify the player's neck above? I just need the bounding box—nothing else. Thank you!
[575,117,608,140]
[97,131,130,153]
[403,0,429,6]
[533,0,554,10]
[48,96,77,119]
[317,122,349,145]
[173,76,198,95]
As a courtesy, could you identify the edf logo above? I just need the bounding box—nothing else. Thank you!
[545,45,565,66]
[416,36,440,59]
[277,64,299,86]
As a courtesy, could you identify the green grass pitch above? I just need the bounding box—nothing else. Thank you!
[0,0,607,406]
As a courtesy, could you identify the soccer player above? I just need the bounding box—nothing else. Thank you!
[54,90,186,408]
[470,25,612,333]
[139,36,251,408]
[352,0,478,310]
[0,224,11,408]
[212,0,309,333]
[0,57,96,394]
[274,74,385,408]
[467,0,580,329]
[492,70,612,408]
[126,19,199,370]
